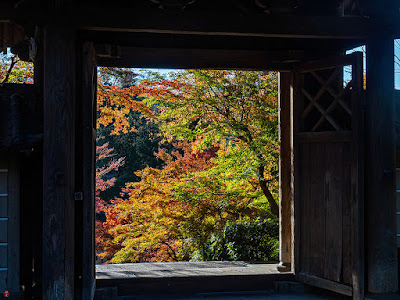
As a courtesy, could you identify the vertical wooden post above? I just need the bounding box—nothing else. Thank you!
[42,25,76,300]
[278,72,294,272]
[366,35,398,293]
[80,42,97,300]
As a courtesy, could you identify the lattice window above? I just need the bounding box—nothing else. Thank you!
[301,66,353,132]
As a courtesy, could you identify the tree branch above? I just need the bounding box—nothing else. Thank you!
[1,55,19,85]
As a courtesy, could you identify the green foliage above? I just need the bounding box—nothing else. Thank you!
[0,52,33,84]
[202,219,279,262]
[143,70,280,216]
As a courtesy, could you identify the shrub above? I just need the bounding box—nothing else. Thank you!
[202,219,279,262]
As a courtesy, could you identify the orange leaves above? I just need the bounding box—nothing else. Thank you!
[97,72,188,135]
[97,82,155,135]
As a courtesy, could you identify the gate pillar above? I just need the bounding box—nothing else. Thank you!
[366,35,398,293]
[278,72,294,272]
[42,25,77,300]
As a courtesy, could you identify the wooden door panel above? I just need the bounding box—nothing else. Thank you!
[293,52,364,300]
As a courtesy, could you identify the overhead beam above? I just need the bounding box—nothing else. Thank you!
[75,9,372,39]
[81,30,365,53]
[10,4,373,40]
[95,46,307,70]
[6,3,400,41]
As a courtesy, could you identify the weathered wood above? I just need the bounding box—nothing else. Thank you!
[0,156,7,294]
[324,143,343,282]
[301,87,342,131]
[0,21,26,49]
[0,84,42,149]
[298,273,353,297]
[75,9,372,39]
[299,143,310,275]
[81,42,97,300]
[85,31,364,55]
[365,35,398,293]
[7,154,20,293]
[278,72,293,272]
[42,25,76,300]
[296,53,359,73]
[294,53,364,298]
[296,131,352,143]
[342,143,352,285]
[97,47,295,71]
[350,51,364,300]
[301,68,339,119]
[0,152,21,295]
[292,70,303,276]
[308,142,326,277]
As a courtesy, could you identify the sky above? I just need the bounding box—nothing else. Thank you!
[346,41,400,89]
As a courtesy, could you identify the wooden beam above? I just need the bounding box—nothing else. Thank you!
[11,5,374,40]
[42,25,76,300]
[365,35,398,293]
[82,31,365,53]
[96,46,303,70]
[75,9,372,40]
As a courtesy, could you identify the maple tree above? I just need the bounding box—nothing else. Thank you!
[96,141,272,263]
[0,53,33,84]
[142,70,280,216]
[95,138,125,213]
[95,69,280,262]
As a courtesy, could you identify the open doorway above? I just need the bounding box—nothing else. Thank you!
[94,68,286,283]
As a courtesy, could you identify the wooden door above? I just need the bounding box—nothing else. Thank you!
[293,52,364,300]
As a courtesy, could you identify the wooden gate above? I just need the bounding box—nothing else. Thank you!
[293,52,364,300]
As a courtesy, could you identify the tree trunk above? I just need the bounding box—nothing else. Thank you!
[258,164,279,217]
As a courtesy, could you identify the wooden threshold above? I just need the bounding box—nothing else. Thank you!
[96,262,294,296]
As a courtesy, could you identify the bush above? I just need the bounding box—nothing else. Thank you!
[202,219,279,262]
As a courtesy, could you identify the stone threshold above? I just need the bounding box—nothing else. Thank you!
[96,262,294,296]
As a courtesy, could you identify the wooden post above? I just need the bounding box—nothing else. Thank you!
[366,35,398,293]
[80,42,97,300]
[278,72,294,272]
[42,25,76,300]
